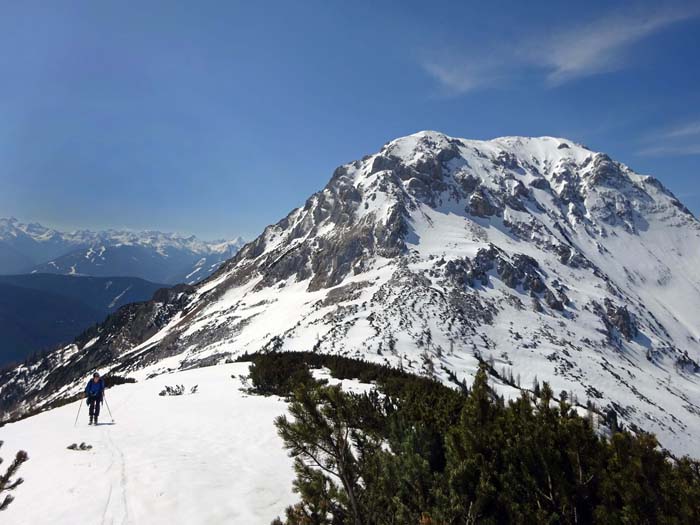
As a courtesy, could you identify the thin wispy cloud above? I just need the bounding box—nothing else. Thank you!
[421,4,700,94]
[420,53,510,95]
[638,119,700,157]
[422,62,488,95]
[539,6,698,84]
[662,121,700,139]
[638,144,700,156]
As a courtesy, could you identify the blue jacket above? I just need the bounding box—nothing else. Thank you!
[85,378,105,400]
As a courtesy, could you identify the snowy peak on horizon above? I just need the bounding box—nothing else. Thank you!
[2,131,700,458]
[0,217,246,284]
[0,217,243,254]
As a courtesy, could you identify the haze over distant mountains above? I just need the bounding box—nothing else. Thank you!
[0,274,166,366]
[0,218,245,284]
[0,218,245,365]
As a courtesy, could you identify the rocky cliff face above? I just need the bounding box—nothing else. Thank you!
[2,131,699,457]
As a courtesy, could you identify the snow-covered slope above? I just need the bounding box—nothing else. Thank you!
[0,218,245,284]
[167,238,244,284]
[0,363,296,524]
[2,131,699,457]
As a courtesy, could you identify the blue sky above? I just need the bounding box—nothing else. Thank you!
[1,0,699,240]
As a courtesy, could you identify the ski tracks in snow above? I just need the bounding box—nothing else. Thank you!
[0,363,299,524]
[99,397,132,524]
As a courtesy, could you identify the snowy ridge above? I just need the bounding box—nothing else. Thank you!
[2,131,699,457]
[0,363,298,524]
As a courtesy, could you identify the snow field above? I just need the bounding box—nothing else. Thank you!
[0,363,296,525]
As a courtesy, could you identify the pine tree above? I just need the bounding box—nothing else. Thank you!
[275,385,364,525]
[265,351,700,525]
[0,441,28,511]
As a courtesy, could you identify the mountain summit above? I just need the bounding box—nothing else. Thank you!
[2,131,699,456]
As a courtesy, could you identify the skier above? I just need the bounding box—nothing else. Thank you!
[84,372,105,425]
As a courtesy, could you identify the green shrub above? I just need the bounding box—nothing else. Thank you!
[0,441,28,511]
[259,354,700,525]
[103,374,136,388]
[247,353,317,396]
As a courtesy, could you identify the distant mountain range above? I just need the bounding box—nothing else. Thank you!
[0,218,245,284]
[0,219,244,363]
[0,273,165,366]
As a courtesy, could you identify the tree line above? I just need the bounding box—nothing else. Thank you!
[242,352,700,525]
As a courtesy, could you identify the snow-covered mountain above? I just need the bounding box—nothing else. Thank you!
[2,131,699,457]
[0,218,77,274]
[0,218,245,284]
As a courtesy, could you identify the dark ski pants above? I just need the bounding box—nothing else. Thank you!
[88,396,102,419]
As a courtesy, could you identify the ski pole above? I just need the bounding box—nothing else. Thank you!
[74,397,83,427]
[103,394,114,423]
